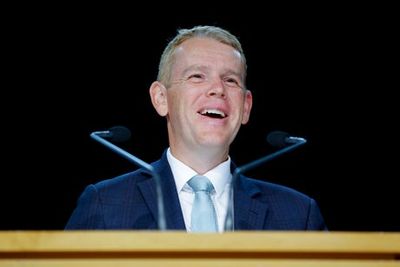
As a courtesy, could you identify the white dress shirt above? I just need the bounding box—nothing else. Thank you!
[166,148,232,232]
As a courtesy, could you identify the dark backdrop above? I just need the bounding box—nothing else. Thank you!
[2,4,398,231]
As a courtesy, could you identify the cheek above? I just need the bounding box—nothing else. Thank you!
[233,96,250,123]
[230,93,246,111]
[166,92,179,112]
[167,93,188,121]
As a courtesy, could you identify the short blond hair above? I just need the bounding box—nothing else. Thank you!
[157,25,247,88]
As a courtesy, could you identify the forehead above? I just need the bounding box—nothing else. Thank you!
[172,37,243,71]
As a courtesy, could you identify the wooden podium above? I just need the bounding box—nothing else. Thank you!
[0,231,399,266]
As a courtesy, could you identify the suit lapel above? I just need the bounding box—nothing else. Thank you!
[138,151,186,230]
[234,174,269,230]
[137,176,158,229]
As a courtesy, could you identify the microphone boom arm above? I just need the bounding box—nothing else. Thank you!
[224,138,307,231]
[233,139,307,176]
[90,132,167,231]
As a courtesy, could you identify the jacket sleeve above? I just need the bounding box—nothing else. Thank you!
[306,198,328,230]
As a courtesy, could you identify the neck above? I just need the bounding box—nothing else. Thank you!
[169,146,229,174]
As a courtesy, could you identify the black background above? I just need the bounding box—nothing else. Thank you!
[2,4,398,231]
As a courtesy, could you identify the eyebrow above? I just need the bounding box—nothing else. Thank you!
[181,65,243,80]
[223,69,243,80]
[181,65,209,77]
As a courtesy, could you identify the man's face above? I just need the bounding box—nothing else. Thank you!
[161,37,252,154]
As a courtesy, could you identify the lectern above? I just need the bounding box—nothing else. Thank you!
[1,231,399,266]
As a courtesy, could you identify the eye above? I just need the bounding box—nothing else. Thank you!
[187,73,205,83]
[224,77,241,88]
[225,78,237,83]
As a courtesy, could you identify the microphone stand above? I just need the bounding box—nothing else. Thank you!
[91,132,167,231]
[224,138,307,231]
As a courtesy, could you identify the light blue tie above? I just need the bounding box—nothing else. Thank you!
[188,175,218,233]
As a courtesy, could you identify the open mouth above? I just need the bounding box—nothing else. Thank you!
[198,109,227,119]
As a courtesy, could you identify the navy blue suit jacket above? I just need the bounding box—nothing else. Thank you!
[65,151,327,230]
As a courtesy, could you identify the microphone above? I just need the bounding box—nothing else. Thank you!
[90,126,167,231]
[91,125,132,143]
[267,130,307,148]
[224,131,307,231]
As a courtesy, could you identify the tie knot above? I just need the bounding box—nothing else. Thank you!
[188,175,214,193]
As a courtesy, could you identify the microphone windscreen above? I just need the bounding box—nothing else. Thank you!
[109,126,131,142]
[267,131,290,147]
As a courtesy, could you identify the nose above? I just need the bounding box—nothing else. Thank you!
[207,78,226,98]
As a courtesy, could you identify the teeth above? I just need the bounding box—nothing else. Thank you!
[200,109,226,118]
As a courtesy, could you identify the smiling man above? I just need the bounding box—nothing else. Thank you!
[65,26,327,232]
[149,34,252,175]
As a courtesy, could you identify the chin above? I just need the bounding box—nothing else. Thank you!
[198,137,230,149]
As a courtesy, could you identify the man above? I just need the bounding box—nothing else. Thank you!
[65,25,327,231]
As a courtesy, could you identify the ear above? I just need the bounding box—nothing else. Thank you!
[241,90,253,125]
[149,81,168,117]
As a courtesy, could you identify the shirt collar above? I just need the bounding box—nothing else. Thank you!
[166,148,232,196]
